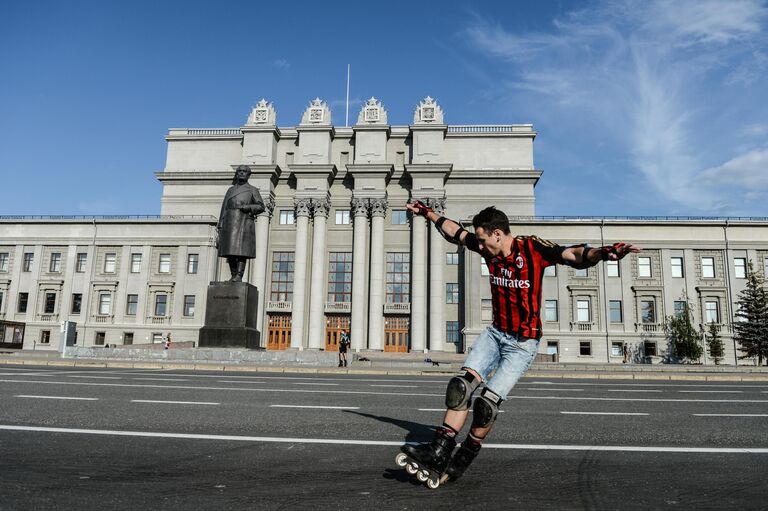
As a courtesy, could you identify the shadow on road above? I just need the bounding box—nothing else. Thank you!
[342,410,435,443]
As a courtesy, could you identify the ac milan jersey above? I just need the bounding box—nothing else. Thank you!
[465,234,565,339]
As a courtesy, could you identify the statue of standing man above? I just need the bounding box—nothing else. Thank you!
[217,165,265,282]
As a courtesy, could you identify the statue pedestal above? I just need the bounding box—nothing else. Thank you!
[198,282,261,349]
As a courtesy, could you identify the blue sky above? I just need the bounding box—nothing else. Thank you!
[1,0,767,217]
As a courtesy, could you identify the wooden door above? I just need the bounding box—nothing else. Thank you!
[267,314,291,350]
[325,315,350,351]
[384,317,410,353]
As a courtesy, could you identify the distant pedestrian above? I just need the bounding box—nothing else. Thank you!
[164,332,172,350]
[623,343,629,364]
[338,329,350,367]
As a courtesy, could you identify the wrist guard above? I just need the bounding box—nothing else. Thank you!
[598,242,630,260]
[410,200,432,217]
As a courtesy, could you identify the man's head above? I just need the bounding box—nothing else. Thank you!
[233,165,252,185]
[472,206,511,256]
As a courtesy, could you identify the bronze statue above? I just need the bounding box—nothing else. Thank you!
[217,165,265,282]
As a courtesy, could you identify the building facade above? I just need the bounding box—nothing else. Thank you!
[1,97,767,364]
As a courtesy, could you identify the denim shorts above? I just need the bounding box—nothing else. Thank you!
[462,326,540,400]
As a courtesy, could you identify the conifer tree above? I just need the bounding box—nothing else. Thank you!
[733,262,768,366]
[706,321,724,365]
[664,296,703,363]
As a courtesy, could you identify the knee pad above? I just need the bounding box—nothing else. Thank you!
[445,370,481,411]
[472,388,502,429]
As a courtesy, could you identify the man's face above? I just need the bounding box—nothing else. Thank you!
[474,227,504,257]
[236,167,249,183]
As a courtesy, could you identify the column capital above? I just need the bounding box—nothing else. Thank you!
[424,197,446,216]
[370,197,388,217]
[351,197,369,217]
[294,198,313,217]
[260,196,276,219]
[311,198,331,218]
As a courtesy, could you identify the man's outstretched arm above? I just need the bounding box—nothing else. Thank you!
[405,200,475,248]
[561,242,641,269]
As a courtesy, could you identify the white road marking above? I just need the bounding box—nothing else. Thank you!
[15,395,98,401]
[67,375,122,380]
[291,383,339,386]
[217,380,266,384]
[131,400,219,405]
[560,411,649,416]
[133,378,189,382]
[417,408,505,413]
[370,385,418,388]
[606,389,662,393]
[693,414,768,417]
[1,425,767,454]
[3,379,768,403]
[269,405,359,410]
[525,388,584,392]
[679,390,743,394]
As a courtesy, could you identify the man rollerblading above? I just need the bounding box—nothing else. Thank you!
[395,201,640,489]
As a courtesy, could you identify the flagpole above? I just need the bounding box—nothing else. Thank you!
[345,64,350,127]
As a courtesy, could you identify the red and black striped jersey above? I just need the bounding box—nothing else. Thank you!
[465,234,565,339]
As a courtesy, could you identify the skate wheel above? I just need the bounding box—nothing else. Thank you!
[417,470,429,482]
[406,463,418,475]
[395,453,408,467]
[427,477,440,489]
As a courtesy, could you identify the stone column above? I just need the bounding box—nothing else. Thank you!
[367,198,387,351]
[428,198,446,353]
[290,198,312,349]
[411,212,427,352]
[350,198,369,351]
[307,198,330,350]
[253,197,274,341]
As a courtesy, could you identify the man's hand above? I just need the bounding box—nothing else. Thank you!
[406,200,432,217]
[597,242,641,261]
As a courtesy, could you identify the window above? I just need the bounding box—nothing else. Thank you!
[705,300,719,323]
[126,294,138,316]
[23,253,33,272]
[76,253,87,272]
[446,252,459,265]
[645,341,657,357]
[641,299,656,324]
[576,299,590,322]
[386,253,410,303]
[18,293,28,313]
[279,210,294,225]
[611,342,623,357]
[544,265,556,277]
[574,268,588,277]
[183,295,196,316]
[158,253,171,273]
[327,252,352,303]
[446,283,459,304]
[734,302,745,322]
[674,301,687,318]
[95,332,105,346]
[606,260,619,277]
[391,210,408,225]
[609,300,623,323]
[40,330,51,344]
[480,261,490,276]
[71,293,82,314]
[446,321,460,344]
[130,253,142,273]
[734,258,746,279]
[638,256,652,278]
[579,341,592,356]
[124,332,134,345]
[0,252,8,272]
[671,257,684,278]
[104,253,116,273]
[98,293,111,315]
[701,257,715,278]
[187,254,199,274]
[154,294,167,316]
[152,333,163,344]
[335,210,350,225]
[44,292,56,314]
[49,253,61,272]
[481,299,492,309]
[270,252,295,301]
[544,300,558,322]
[764,257,768,280]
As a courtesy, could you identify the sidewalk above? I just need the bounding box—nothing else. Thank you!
[1,349,767,381]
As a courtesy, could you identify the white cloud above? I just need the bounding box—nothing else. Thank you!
[463,0,768,213]
[699,147,768,188]
[272,59,290,70]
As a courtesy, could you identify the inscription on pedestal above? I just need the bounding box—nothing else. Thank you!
[198,281,261,349]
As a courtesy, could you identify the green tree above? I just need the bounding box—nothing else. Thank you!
[664,297,704,363]
[706,321,725,365]
[733,262,768,366]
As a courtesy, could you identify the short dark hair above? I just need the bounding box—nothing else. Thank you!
[472,206,510,235]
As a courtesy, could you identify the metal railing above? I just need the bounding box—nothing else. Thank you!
[447,125,533,134]
[384,302,411,314]
[0,215,217,221]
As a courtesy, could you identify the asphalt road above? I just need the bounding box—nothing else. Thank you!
[1,364,767,510]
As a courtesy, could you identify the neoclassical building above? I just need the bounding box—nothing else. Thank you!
[1,97,767,364]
